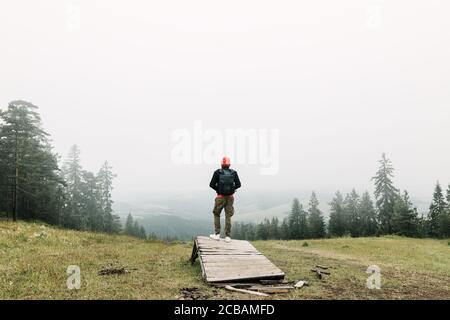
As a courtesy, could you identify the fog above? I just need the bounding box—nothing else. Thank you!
[1,0,449,207]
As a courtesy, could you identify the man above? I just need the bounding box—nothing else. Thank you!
[209,156,241,243]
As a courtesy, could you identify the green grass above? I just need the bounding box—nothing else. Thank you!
[0,220,449,300]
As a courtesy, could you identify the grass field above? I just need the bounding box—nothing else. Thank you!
[0,220,449,300]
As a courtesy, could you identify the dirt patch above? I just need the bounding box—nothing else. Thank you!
[98,262,135,275]
[176,287,215,300]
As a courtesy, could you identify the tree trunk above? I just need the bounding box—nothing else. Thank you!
[13,131,18,222]
[13,166,18,222]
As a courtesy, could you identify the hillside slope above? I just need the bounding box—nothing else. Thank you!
[0,220,448,299]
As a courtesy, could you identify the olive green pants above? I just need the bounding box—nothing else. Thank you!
[212,197,234,237]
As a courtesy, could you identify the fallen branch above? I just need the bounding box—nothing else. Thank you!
[311,268,331,279]
[311,268,330,275]
[224,285,269,297]
[315,265,331,270]
[248,286,294,294]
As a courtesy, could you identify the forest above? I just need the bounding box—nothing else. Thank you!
[233,158,450,240]
[1,100,449,240]
[0,100,146,238]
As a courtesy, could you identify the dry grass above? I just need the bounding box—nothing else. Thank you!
[254,236,450,300]
[0,220,449,300]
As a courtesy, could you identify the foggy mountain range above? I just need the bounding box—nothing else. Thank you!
[113,190,431,239]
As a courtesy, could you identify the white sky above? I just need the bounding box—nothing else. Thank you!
[1,0,449,203]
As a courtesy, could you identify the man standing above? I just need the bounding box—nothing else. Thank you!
[209,156,241,242]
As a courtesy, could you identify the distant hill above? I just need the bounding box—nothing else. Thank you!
[133,214,212,240]
[113,191,432,237]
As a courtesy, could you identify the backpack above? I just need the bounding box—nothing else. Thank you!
[217,169,236,195]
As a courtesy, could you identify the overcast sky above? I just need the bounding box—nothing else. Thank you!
[1,0,449,203]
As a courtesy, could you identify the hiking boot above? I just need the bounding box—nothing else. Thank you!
[225,236,231,243]
[209,234,220,241]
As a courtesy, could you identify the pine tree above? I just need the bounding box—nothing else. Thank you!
[288,198,301,239]
[125,213,134,235]
[358,191,378,236]
[328,191,346,237]
[428,182,446,237]
[256,218,270,240]
[308,192,325,238]
[344,189,361,237]
[240,222,250,240]
[417,214,429,238]
[288,198,308,239]
[80,170,101,231]
[0,101,63,222]
[446,184,450,208]
[269,217,280,239]
[62,145,84,229]
[139,226,147,239]
[246,223,256,240]
[133,220,140,237]
[393,191,418,237]
[280,218,289,240]
[441,184,450,238]
[231,222,241,239]
[439,184,450,238]
[438,211,450,238]
[97,161,120,233]
[372,153,399,234]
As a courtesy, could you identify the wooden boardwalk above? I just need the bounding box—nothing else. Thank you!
[191,236,285,283]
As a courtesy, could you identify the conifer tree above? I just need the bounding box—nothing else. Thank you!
[62,145,83,229]
[308,192,325,238]
[372,153,399,234]
[97,161,120,233]
[0,101,63,222]
[280,218,290,240]
[393,191,418,237]
[269,217,280,239]
[328,191,346,237]
[125,213,134,235]
[288,198,308,239]
[429,182,447,237]
[344,189,361,237]
[257,218,270,240]
[288,198,301,239]
[358,191,378,236]
[139,226,147,239]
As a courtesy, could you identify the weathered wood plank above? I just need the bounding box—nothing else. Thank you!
[207,273,285,283]
[224,285,269,297]
[194,236,285,283]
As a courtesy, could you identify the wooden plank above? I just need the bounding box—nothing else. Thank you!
[207,274,285,283]
[200,254,262,257]
[205,270,284,277]
[201,254,267,259]
[204,266,283,273]
[203,259,276,265]
[224,285,269,297]
[203,261,269,266]
[199,252,261,255]
[194,236,285,283]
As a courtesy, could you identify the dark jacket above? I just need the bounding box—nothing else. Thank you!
[209,168,241,195]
